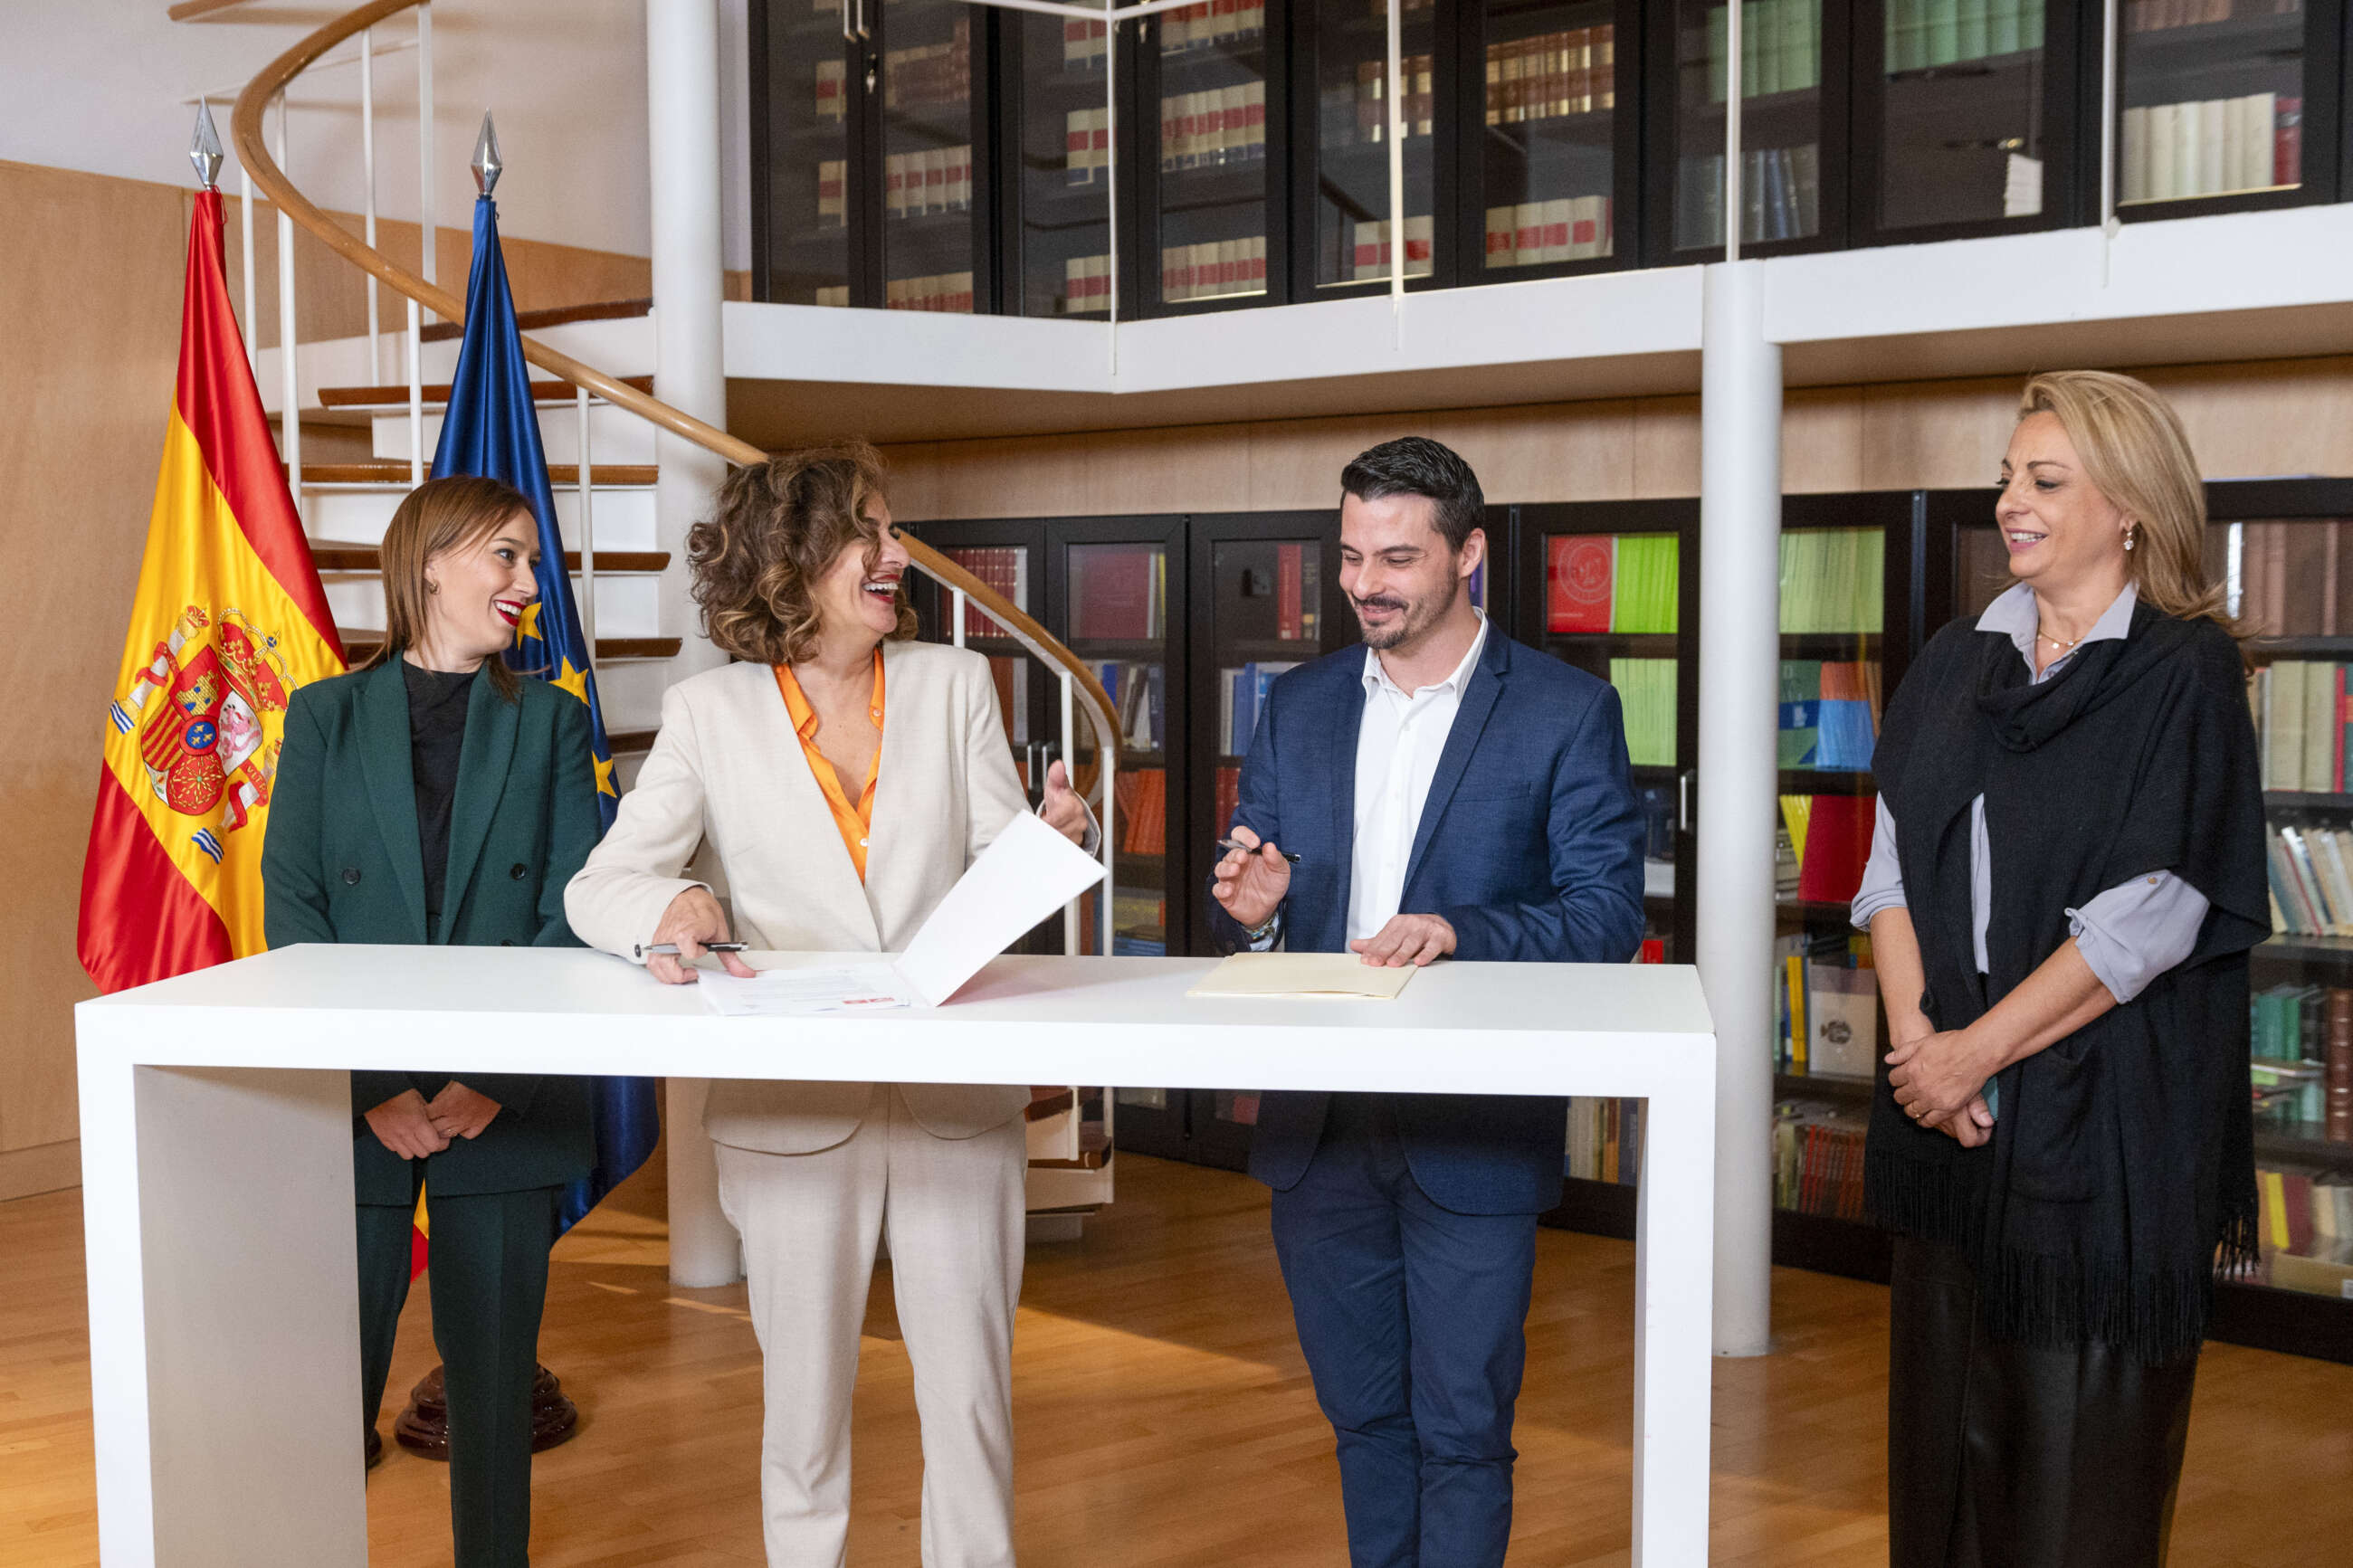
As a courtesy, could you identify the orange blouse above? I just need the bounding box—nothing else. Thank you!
[773,651,885,881]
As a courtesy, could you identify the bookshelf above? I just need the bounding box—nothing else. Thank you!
[1925,477,2353,1364]
[1003,10,1115,318]
[1144,0,1289,313]
[749,0,859,307]
[1297,0,1446,294]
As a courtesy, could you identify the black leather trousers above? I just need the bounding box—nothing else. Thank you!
[1887,1236,2200,1568]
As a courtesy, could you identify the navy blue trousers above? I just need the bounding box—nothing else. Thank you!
[1270,1095,1538,1568]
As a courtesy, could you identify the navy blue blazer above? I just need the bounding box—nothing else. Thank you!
[1207,627,1648,1214]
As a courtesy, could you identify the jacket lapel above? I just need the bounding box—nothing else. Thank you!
[356,660,431,943]
[1402,630,1509,894]
[436,674,519,944]
[1327,659,1368,939]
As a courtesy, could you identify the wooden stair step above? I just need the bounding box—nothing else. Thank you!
[338,635,681,662]
[1031,1126,1112,1172]
[607,729,658,755]
[310,542,670,573]
[301,462,657,487]
[414,299,652,345]
[318,374,653,409]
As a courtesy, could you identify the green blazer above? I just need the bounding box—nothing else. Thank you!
[262,658,602,1204]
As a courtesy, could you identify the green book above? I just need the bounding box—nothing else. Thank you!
[1925,0,1960,66]
[1612,534,1681,632]
[1613,658,1679,767]
[1957,0,1988,62]
[1987,0,2020,56]
[1796,0,1821,90]
[1709,6,1729,105]
[1744,0,1769,97]
[2021,0,2043,50]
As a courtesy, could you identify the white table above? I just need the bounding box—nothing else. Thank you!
[78,946,1717,1565]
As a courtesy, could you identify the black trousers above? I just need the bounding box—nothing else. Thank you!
[1888,1236,2199,1568]
[357,1176,559,1568]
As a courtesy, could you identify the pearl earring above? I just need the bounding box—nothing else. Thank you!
[2124,527,2137,553]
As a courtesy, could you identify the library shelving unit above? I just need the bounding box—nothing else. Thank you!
[1644,0,1850,259]
[2111,0,2344,223]
[1294,0,1449,295]
[1138,0,1292,314]
[750,0,996,310]
[1849,0,2084,244]
[1925,478,2353,1364]
[1000,9,1115,318]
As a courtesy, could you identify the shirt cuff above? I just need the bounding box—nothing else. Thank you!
[2065,870,2210,1005]
[1851,886,1907,931]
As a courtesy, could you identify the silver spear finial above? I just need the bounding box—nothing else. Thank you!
[190,100,224,191]
[471,111,502,197]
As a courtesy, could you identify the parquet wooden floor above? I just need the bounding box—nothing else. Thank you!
[5,1153,2349,1565]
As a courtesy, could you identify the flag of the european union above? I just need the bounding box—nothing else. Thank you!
[433,193,657,1233]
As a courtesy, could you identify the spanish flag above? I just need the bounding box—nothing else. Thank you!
[77,189,344,993]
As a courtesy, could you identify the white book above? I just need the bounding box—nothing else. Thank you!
[2003,152,2043,217]
[2149,103,2180,200]
[2198,98,2226,195]
[2122,106,2150,203]
[2246,91,2278,189]
[2317,830,2353,936]
[1541,197,1574,263]
[1222,84,1246,162]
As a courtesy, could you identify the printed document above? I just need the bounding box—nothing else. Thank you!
[1185,951,1418,1001]
[700,810,1107,1015]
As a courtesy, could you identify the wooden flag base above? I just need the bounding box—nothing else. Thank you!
[391,1363,580,1460]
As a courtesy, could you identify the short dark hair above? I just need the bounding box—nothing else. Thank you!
[1339,437,1485,553]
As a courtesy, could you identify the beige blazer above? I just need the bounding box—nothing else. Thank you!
[565,639,1034,1155]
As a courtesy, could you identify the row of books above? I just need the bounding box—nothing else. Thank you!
[2234,519,2353,639]
[1160,84,1271,171]
[1566,1097,1645,1184]
[1780,528,1885,634]
[816,159,846,226]
[1157,0,1268,56]
[2253,1164,2353,1298]
[2248,983,2353,1139]
[881,20,972,112]
[2126,0,2301,32]
[1545,532,1680,633]
[1243,540,1319,641]
[1087,660,1168,751]
[2120,96,2301,204]
[1064,109,1112,185]
[1113,767,1169,856]
[1071,546,1167,640]
[1676,145,1824,249]
[1487,28,1616,125]
[882,273,976,313]
[1062,16,1110,70]
[1162,237,1270,302]
[1612,658,1678,769]
[1113,890,1167,941]
[1776,1103,1871,1219]
[1348,217,1434,281]
[1335,55,1434,146]
[942,546,1029,640]
[1780,792,1876,905]
[2264,823,2353,937]
[1775,933,1879,1075]
[1215,764,1241,841]
[883,147,976,218]
[1780,660,1881,771]
[1219,662,1300,756]
[2251,660,2348,793]
[1061,254,1113,316]
[1484,198,1615,269]
[1706,0,1824,102]
[1883,0,2048,74]
[983,655,1032,748]
[814,285,850,309]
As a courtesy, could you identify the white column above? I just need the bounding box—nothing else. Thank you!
[648,0,738,1288]
[1697,260,1780,1358]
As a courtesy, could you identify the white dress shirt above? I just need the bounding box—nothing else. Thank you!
[1345,613,1491,943]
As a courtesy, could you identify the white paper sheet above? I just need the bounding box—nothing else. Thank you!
[697,963,913,1018]
[1184,951,1418,1000]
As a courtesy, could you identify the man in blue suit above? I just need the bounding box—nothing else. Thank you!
[1209,437,1647,1567]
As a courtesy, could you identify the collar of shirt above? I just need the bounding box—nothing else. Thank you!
[1977,581,2137,682]
[1360,610,1489,704]
[773,648,886,879]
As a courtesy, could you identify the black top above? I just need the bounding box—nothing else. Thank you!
[402,658,478,931]
[1867,604,2269,1362]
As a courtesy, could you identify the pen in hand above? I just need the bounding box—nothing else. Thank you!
[635,941,748,958]
[1215,837,1300,865]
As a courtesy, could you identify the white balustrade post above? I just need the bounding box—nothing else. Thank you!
[650,0,738,1288]
[576,388,597,653]
[416,2,436,309]
[1061,672,1081,952]
[1725,0,1743,260]
[951,588,967,649]
[361,27,381,383]
[274,95,301,516]
[1698,260,1780,1358]
[406,297,424,485]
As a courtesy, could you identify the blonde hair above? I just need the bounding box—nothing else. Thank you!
[361,474,532,698]
[2015,370,2234,632]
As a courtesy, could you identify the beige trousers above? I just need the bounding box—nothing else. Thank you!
[713,1087,1026,1568]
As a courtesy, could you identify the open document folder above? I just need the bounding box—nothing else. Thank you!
[698,811,1109,1017]
[1185,951,1418,1001]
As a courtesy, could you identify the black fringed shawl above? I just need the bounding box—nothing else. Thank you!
[1866,602,2270,1363]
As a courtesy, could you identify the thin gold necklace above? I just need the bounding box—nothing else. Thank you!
[2037,626,2084,652]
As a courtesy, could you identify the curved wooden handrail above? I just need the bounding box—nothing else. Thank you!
[228,0,1122,797]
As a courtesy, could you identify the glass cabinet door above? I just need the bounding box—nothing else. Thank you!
[879,0,988,312]
[1865,0,2060,233]
[1661,0,1830,252]
[2117,0,2318,213]
[1011,11,1114,317]
[1060,535,1177,955]
[1474,0,1624,279]
[1148,0,1277,309]
[1306,0,1439,291]
[758,0,856,306]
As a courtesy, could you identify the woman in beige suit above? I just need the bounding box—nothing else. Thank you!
[565,442,1087,1568]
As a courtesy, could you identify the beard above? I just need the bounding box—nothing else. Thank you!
[1351,590,1442,651]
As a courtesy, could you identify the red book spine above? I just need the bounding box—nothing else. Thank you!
[1546,535,1614,632]
[2327,989,2353,1144]
[1277,543,1302,641]
[2277,97,2304,187]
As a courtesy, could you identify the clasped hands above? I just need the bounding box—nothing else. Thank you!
[1886,1024,1997,1149]
[1211,824,1454,967]
[364,1082,503,1160]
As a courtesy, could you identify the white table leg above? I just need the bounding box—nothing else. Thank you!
[81,1055,364,1566]
[1631,1080,1717,1564]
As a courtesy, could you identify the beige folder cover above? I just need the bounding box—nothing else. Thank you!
[1185,951,1418,1001]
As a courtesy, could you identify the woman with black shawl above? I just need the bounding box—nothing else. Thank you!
[1852,370,2269,1566]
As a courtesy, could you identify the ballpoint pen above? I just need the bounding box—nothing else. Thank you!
[634,941,748,958]
[1214,836,1301,865]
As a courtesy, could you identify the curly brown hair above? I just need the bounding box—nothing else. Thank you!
[689,441,916,666]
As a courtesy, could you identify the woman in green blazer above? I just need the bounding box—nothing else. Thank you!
[262,474,601,1568]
